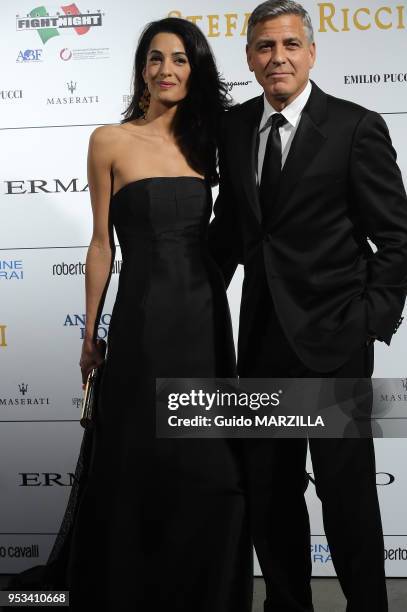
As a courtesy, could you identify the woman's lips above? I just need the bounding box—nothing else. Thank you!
[158,81,176,89]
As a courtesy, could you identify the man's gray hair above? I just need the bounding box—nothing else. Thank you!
[247,0,314,45]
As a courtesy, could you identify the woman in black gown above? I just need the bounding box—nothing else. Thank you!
[5,17,252,612]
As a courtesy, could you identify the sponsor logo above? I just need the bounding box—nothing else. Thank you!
[226,79,252,92]
[344,73,407,85]
[380,378,407,403]
[19,472,76,486]
[0,325,7,347]
[3,178,88,194]
[0,89,23,101]
[385,547,407,561]
[59,46,109,61]
[54,260,86,276]
[64,312,111,339]
[0,383,50,407]
[376,472,396,486]
[318,3,406,32]
[67,79,76,94]
[18,383,28,396]
[60,47,73,60]
[16,4,103,44]
[16,49,43,62]
[308,472,395,486]
[0,545,39,558]
[311,542,331,564]
[46,80,99,105]
[52,259,121,276]
[312,543,407,564]
[72,397,82,409]
[0,260,24,280]
[167,10,251,37]
[169,4,407,35]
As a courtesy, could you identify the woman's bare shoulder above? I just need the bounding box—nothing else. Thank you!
[89,122,146,150]
[89,123,128,147]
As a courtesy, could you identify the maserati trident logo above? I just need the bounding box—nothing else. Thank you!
[67,80,77,94]
[18,383,28,396]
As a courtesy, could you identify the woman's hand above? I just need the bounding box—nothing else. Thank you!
[79,338,106,388]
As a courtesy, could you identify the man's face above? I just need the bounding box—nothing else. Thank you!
[246,14,316,108]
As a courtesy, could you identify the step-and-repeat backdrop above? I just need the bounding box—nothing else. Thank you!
[1,0,406,577]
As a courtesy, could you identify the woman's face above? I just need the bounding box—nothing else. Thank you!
[143,32,191,107]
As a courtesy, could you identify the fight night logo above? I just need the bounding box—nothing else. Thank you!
[16,4,103,44]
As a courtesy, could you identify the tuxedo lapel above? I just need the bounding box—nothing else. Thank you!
[235,96,263,225]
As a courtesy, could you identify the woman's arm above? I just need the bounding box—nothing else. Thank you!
[80,126,116,383]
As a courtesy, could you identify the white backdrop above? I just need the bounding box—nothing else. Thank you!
[0,0,406,578]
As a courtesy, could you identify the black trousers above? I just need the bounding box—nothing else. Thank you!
[239,276,387,612]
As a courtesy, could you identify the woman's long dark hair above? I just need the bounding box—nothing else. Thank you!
[121,17,231,186]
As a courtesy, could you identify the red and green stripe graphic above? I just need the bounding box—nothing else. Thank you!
[28,4,90,44]
[29,6,59,44]
[61,3,91,35]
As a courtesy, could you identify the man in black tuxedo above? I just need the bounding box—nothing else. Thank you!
[209,1,407,611]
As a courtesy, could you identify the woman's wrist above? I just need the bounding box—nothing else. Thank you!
[83,332,95,346]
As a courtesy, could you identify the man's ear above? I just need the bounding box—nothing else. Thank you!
[309,42,316,69]
[246,43,253,72]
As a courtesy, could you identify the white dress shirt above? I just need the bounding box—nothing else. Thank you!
[257,80,312,184]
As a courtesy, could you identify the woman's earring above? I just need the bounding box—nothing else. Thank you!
[138,85,150,120]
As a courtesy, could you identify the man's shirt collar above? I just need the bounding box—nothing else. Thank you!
[259,80,312,132]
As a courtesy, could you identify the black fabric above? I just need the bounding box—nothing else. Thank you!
[259,113,287,226]
[209,82,407,371]
[239,256,387,612]
[4,177,253,612]
[207,81,403,612]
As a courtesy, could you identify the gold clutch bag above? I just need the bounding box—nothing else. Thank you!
[80,340,107,429]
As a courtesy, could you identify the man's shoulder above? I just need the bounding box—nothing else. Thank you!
[327,93,370,116]
[316,83,378,122]
[221,95,262,125]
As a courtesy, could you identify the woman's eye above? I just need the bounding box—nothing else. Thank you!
[150,56,161,63]
[175,58,187,64]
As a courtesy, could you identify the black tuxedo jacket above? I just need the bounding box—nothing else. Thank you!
[209,81,407,372]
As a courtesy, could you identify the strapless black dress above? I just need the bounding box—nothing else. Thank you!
[5,177,252,612]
